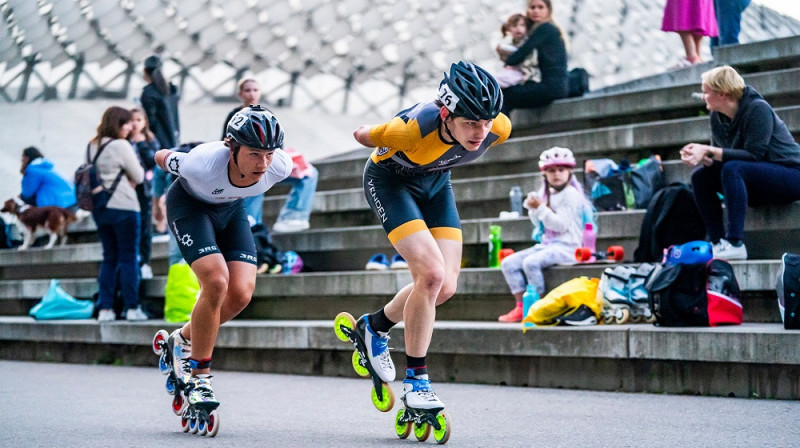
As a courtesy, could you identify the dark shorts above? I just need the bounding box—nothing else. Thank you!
[166,181,257,266]
[363,160,462,245]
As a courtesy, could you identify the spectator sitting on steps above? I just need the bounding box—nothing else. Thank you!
[680,65,800,260]
[18,146,76,210]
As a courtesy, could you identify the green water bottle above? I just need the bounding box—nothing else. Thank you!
[488,225,502,268]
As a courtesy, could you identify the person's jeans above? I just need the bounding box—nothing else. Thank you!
[690,160,800,243]
[137,187,153,265]
[93,208,140,310]
[277,166,318,223]
[710,0,751,47]
[243,166,319,226]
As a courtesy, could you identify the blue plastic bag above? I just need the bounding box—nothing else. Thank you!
[29,279,94,320]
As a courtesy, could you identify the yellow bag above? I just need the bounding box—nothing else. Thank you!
[522,276,601,326]
[164,262,200,323]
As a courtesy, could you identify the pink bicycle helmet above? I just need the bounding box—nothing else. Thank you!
[538,146,576,170]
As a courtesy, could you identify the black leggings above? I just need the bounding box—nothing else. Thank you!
[501,78,568,114]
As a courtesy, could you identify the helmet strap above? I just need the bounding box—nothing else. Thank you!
[440,115,458,145]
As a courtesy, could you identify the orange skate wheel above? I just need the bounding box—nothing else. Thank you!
[607,246,625,261]
[575,247,592,262]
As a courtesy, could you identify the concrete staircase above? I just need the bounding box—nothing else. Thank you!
[3,36,800,399]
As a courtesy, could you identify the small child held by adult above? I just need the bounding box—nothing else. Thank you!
[498,147,591,322]
[494,13,540,88]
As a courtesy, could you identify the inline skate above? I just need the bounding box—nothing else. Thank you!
[394,370,451,444]
[152,329,190,415]
[627,263,657,323]
[333,312,395,412]
[180,374,220,437]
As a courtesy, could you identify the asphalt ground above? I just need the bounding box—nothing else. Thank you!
[2,360,798,447]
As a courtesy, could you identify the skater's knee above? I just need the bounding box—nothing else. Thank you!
[414,268,445,297]
[198,272,229,302]
[436,280,457,305]
[225,281,254,310]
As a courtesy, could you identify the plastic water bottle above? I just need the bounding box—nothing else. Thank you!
[522,284,539,328]
[582,223,597,263]
[488,225,502,268]
[509,186,523,216]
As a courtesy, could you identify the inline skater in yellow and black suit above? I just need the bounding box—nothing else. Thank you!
[352,61,511,412]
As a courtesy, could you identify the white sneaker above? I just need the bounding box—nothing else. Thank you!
[140,264,153,280]
[712,239,748,260]
[272,219,310,233]
[152,233,170,243]
[97,309,116,322]
[125,306,149,321]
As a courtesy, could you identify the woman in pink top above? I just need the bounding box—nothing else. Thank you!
[662,0,718,67]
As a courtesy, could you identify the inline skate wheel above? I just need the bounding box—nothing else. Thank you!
[333,312,356,342]
[352,350,369,378]
[152,329,168,355]
[172,393,187,416]
[414,421,431,442]
[371,382,395,412]
[206,410,219,437]
[197,416,208,436]
[602,313,614,325]
[614,308,630,325]
[189,415,200,434]
[159,355,171,375]
[433,411,451,445]
[394,408,412,439]
[646,315,657,324]
[165,375,176,395]
[181,413,191,433]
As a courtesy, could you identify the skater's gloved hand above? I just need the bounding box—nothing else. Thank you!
[524,192,541,209]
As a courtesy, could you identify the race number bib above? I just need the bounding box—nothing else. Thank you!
[437,83,460,112]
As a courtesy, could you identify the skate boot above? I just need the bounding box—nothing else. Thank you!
[628,263,657,323]
[167,329,192,387]
[395,370,451,444]
[599,265,635,324]
[333,312,396,412]
[152,329,190,415]
[181,374,220,437]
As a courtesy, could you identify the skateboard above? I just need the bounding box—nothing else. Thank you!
[575,245,625,263]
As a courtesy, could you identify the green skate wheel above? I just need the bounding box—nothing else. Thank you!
[433,411,451,445]
[334,312,356,342]
[394,408,411,439]
[414,421,431,442]
[371,382,395,412]
[352,350,369,378]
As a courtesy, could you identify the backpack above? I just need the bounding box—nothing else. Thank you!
[522,276,602,326]
[251,224,286,273]
[164,262,200,323]
[646,258,742,327]
[74,140,124,211]
[776,253,800,329]
[567,68,590,98]
[29,279,94,320]
[633,183,706,263]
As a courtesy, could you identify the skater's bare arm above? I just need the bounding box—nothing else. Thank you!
[354,125,376,148]
[154,149,173,171]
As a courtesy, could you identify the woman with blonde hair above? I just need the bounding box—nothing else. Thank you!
[498,0,568,113]
[680,65,800,260]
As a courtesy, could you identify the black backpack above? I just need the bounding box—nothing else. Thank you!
[647,259,742,327]
[251,224,286,271]
[633,183,706,263]
[567,68,590,98]
[74,141,123,211]
[777,253,800,329]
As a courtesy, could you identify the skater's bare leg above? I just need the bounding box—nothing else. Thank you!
[387,233,461,357]
[176,261,255,346]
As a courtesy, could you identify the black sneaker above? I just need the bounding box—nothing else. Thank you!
[557,305,597,326]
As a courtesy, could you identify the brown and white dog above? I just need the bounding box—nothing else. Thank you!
[1,198,76,250]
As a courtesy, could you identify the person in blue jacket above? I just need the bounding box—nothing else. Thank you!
[19,146,76,209]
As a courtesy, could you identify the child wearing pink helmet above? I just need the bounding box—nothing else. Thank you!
[498,146,593,322]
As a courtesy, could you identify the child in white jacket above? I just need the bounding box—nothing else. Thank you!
[498,147,591,322]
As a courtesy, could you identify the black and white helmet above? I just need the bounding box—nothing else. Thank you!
[437,61,503,121]
[225,105,284,150]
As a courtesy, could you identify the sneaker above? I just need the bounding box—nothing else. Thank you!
[355,315,396,382]
[140,263,153,280]
[97,309,116,322]
[401,371,444,410]
[712,239,748,261]
[498,303,523,322]
[556,304,598,326]
[186,374,219,407]
[168,329,192,384]
[366,253,390,271]
[152,233,170,243]
[125,306,149,321]
[390,254,408,269]
[272,219,310,234]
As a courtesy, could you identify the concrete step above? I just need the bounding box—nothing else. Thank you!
[512,67,800,136]
[300,105,800,192]
[1,317,798,399]
[0,261,783,323]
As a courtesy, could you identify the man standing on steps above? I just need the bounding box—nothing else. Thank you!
[349,61,511,415]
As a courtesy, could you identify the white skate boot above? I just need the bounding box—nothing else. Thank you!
[168,329,192,386]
